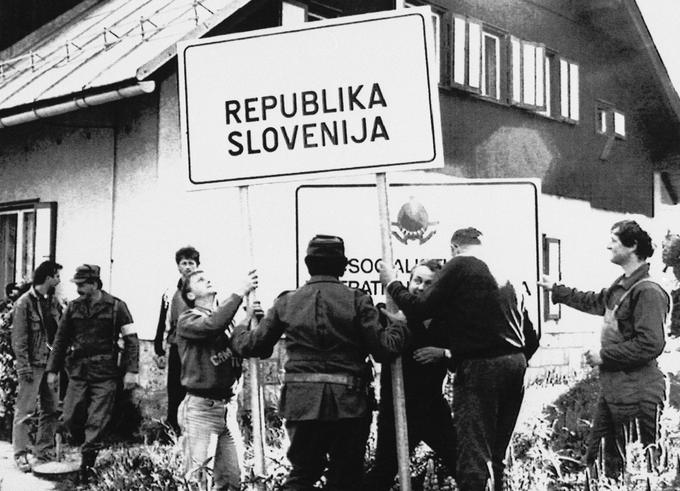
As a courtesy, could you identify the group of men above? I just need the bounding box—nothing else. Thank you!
[8,218,671,490]
[10,261,138,482]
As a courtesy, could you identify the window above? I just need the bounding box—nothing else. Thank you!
[281,1,327,25]
[510,37,546,110]
[559,58,579,121]
[596,104,626,139]
[451,19,504,100]
[0,202,56,290]
[481,32,500,99]
[405,2,443,84]
[613,110,625,138]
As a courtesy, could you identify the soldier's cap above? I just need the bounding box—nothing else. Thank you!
[451,227,483,246]
[71,264,101,284]
[306,235,346,260]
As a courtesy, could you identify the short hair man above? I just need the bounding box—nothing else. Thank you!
[363,259,457,491]
[46,264,139,483]
[11,261,63,472]
[538,220,669,477]
[175,268,258,490]
[154,246,200,433]
[232,235,409,490]
[380,227,528,491]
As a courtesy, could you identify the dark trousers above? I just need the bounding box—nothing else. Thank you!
[61,377,117,456]
[363,397,457,490]
[454,353,526,491]
[166,343,186,431]
[586,396,663,477]
[283,416,371,491]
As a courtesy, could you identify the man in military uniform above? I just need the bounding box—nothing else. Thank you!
[47,264,139,482]
[232,234,409,491]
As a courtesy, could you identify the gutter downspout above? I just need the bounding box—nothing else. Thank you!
[0,81,156,128]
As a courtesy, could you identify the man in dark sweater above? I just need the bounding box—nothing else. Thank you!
[176,268,258,491]
[380,227,527,491]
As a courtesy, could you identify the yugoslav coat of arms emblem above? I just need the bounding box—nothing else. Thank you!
[391,197,438,245]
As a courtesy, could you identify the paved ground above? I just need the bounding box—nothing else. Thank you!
[0,440,62,491]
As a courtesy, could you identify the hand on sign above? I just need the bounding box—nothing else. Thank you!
[248,300,265,321]
[413,346,446,365]
[537,275,556,292]
[238,270,259,297]
[378,262,397,286]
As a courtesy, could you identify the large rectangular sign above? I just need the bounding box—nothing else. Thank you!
[178,8,444,186]
[295,181,541,326]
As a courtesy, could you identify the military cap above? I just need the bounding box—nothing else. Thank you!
[451,227,483,246]
[306,235,346,259]
[71,264,101,283]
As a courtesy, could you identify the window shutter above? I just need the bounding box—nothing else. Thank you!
[510,36,522,103]
[467,20,482,89]
[452,15,466,86]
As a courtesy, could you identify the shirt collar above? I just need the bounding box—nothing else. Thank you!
[615,263,650,290]
[306,275,340,284]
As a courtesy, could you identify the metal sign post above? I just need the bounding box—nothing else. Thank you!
[376,172,411,491]
[240,185,266,491]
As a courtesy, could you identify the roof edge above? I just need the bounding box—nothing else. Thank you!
[135,0,254,80]
[627,0,680,122]
[0,0,101,61]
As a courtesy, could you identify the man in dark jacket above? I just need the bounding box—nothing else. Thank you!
[47,264,139,482]
[363,259,456,490]
[11,261,62,472]
[538,220,669,477]
[232,235,409,491]
[380,227,527,491]
[154,245,200,433]
[176,268,258,491]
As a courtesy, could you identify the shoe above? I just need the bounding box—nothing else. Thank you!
[14,453,32,473]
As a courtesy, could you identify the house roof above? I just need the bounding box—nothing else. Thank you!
[0,0,252,117]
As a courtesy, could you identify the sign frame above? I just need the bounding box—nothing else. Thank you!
[178,8,444,187]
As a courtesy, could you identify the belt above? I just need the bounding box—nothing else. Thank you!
[284,372,363,388]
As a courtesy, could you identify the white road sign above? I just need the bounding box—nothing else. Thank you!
[295,181,541,325]
[178,8,444,186]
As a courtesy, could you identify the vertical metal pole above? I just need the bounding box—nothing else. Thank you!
[376,172,411,491]
[239,185,266,491]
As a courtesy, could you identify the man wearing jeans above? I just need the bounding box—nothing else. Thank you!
[11,261,62,472]
[176,268,258,490]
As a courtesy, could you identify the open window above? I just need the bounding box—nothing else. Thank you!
[559,57,580,122]
[0,201,56,290]
[509,37,546,111]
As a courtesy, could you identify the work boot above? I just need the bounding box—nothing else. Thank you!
[79,450,97,484]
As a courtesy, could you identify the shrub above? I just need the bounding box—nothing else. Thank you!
[0,304,17,440]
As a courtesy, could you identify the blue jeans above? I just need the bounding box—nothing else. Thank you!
[12,366,58,458]
[178,394,243,491]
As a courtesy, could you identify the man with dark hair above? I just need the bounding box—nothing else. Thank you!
[11,261,63,472]
[232,234,409,491]
[46,264,139,482]
[154,246,200,433]
[363,259,456,490]
[176,268,258,490]
[380,227,527,491]
[538,220,669,477]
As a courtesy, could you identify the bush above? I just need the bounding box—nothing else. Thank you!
[0,304,17,440]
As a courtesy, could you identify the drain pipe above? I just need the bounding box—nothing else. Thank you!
[0,81,156,128]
